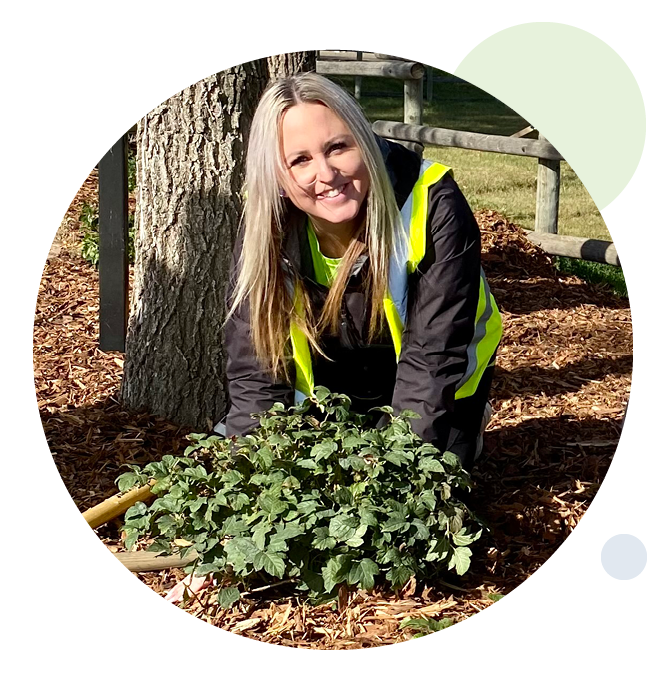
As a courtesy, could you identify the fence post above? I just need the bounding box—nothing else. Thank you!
[535,133,560,234]
[426,65,433,102]
[404,77,423,125]
[354,51,362,100]
[98,133,129,352]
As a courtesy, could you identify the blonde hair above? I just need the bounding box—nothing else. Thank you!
[228,72,402,380]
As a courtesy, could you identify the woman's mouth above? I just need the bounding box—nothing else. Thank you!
[317,183,348,199]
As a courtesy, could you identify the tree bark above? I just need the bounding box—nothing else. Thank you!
[120,62,270,429]
[121,53,317,430]
[267,52,317,79]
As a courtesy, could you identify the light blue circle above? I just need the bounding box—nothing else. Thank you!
[601,535,647,580]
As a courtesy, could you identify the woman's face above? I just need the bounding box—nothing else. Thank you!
[279,102,370,236]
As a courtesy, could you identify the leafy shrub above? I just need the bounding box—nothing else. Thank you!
[400,616,454,637]
[118,389,482,606]
[79,201,135,266]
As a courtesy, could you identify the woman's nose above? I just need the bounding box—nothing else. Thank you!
[313,155,337,184]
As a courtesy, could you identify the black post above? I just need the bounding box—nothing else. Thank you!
[98,134,129,351]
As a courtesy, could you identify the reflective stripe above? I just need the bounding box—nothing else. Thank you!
[290,283,314,398]
[455,273,502,399]
[408,161,452,273]
[385,160,452,360]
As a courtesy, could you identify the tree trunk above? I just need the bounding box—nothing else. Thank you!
[120,62,270,430]
[267,52,317,79]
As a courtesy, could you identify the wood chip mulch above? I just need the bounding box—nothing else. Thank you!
[35,178,631,648]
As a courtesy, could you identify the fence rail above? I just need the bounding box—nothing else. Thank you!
[372,120,564,160]
[316,59,425,80]
[526,231,620,267]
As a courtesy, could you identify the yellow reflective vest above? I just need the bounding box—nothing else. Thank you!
[290,160,502,404]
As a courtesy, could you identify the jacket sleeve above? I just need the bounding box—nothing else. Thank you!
[391,174,482,449]
[224,235,294,436]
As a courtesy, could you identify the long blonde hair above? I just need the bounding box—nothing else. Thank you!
[228,72,402,380]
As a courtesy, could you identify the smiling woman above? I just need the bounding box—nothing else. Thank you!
[223,72,502,470]
[164,72,504,609]
[226,73,501,452]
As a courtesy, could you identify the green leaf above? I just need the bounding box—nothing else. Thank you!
[381,512,409,533]
[252,521,272,550]
[452,529,482,547]
[488,593,505,602]
[218,586,241,609]
[328,514,359,541]
[321,555,350,593]
[123,529,139,551]
[225,536,260,564]
[398,409,421,420]
[342,434,366,450]
[419,456,445,473]
[448,546,472,576]
[347,558,379,590]
[313,386,331,402]
[312,527,337,550]
[221,469,244,487]
[253,551,286,578]
[311,440,338,461]
[400,617,453,634]
[256,447,274,468]
[116,472,140,492]
[441,451,462,470]
[188,497,207,514]
[386,565,414,589]
[257,493,287,516]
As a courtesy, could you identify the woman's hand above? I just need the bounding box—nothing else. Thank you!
[164,574,211,603]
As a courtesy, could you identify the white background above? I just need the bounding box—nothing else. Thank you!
[1,2,656,697]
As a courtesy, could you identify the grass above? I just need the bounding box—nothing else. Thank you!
[330,72,626,296]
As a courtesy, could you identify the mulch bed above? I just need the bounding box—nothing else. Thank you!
[35,174,631,648]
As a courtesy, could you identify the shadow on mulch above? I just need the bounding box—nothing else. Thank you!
[448,414,623,593]
[40,393,193,512]
[494,354,633,399]
[490,276,628,314]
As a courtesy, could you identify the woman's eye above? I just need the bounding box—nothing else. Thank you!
[328,142,346,154]
[290,156,308,167]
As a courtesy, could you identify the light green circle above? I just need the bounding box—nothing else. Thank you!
[455,22,645,210]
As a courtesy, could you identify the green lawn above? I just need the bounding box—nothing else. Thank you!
[330,72,625,294]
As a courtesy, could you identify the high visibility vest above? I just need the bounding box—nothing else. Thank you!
[290,160,502,404]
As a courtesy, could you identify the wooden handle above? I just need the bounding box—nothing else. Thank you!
[113,549,199,572]
[83,481,155,529]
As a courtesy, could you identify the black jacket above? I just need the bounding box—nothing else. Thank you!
[224,138,484,450]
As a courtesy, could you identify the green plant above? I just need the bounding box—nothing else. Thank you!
[554,256,628,297]
[400,616,454,638]
[127,152,136,192]
[118,389,483,607]
[79,201,135,266]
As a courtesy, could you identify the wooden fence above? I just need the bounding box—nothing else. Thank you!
[96,53,618,350]
[317,51,618,268]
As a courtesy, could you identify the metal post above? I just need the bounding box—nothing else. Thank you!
[98,133,129,351]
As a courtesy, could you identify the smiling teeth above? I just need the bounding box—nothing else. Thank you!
[321,185,344,198]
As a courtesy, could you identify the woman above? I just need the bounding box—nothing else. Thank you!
[224,72,501,468]
[166,73,501,602]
